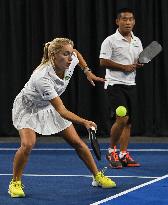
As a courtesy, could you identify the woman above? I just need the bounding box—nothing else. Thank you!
[9,38,116,198]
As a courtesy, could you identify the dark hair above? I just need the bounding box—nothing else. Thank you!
[116,8,135,19]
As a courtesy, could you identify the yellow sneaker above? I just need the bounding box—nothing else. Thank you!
[92,171,116,188]
[8,179,25,198]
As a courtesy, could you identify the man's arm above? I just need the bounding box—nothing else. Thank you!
[100,58,124,70]
[100,58,142,72]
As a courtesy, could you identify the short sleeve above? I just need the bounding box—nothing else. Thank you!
[139,40,143,54]
[99,38,113,59]
[136,37,143,55]
[35,77,58,101]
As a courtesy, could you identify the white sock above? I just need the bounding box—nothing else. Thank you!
[119,151,127,159]
[108,146,117,153]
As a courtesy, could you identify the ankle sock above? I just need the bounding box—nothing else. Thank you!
[108,146,117,153]
[119,151,127,159]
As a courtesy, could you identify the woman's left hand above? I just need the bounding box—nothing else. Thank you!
[85,71,105,86]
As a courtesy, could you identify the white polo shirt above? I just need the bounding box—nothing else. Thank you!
[21,53,79,108]
[100,29,143,89]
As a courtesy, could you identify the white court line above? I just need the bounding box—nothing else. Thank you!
[0,148,168,151]
[0,173,157,179]
[90,174,168,205]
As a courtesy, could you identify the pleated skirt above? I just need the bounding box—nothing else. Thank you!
[12,92,72,135]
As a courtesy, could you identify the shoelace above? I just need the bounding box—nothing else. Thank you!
[112,152,119,161]
[101,166,107,174]
[13,182,25,189]
[100,167,111,181]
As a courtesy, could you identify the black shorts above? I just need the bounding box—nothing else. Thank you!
[106,84,137,124]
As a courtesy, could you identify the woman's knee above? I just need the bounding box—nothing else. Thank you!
[19,128,36,154]
[71,140,86,151]
[21,141,36,154]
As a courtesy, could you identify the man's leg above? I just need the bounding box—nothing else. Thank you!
[105,84,128,168]
[119,124,131,151]
[119,124,140,167]
[107,116,128,169]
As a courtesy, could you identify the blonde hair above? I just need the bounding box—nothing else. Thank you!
[40,38,74,65]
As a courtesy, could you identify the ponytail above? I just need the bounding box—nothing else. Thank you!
[41,42,51,64]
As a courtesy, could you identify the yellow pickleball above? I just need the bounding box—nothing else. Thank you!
[116,106,127,117]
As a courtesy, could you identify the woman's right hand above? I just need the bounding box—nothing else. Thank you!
[83,120,97,130]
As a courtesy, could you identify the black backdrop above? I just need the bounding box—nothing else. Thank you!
[0,0,168,137]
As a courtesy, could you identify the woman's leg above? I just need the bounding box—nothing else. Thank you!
[61,124,116,188]
[61,124,98,176]
[13,128,36,181]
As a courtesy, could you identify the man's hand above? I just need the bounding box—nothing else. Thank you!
[135,63,144,68]
[123,63,144,72]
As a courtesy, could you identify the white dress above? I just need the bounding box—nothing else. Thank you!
[12,54,79,135]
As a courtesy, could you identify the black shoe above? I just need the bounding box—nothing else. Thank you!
[106,152,122,169]
[119,152,140,167]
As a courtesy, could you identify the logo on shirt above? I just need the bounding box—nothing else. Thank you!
[64,75,71,81]
[132,40,139,47]
[132,44,139,47]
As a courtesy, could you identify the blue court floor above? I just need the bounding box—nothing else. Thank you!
[0,143,167,205]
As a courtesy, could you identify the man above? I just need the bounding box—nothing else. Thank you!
[99,8,143,168]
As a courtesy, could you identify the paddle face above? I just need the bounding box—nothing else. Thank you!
[88,127,101,161]
[138,41,162,63]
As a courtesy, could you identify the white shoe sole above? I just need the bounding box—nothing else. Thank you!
[8,189,25,198]
[92,180,116,188]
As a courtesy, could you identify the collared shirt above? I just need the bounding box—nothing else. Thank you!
[100,29,143,89]
[21,53,79,107]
